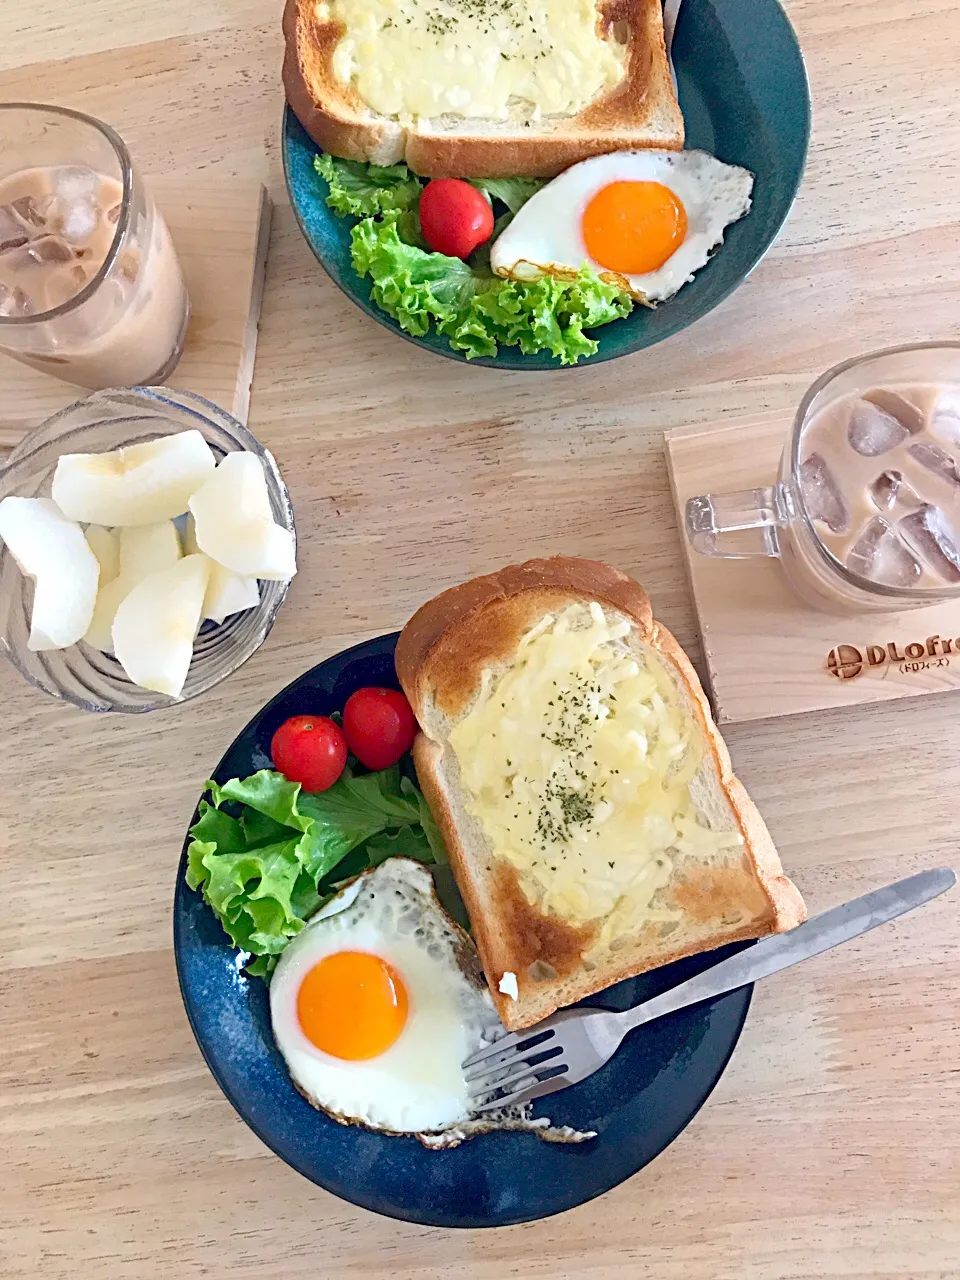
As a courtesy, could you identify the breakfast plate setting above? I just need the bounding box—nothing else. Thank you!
[175,628,762,1227]
[174,559,954,1226]
[283,0,810,368]
[2,0,960,1265]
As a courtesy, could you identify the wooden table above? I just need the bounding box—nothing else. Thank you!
[2,3,959,1277]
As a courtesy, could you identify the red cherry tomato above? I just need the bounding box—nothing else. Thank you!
[342,687,418,770]
[271,715,347,792]
[419,179,494,260]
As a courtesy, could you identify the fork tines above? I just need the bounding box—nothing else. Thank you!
[464,1027,566,1111]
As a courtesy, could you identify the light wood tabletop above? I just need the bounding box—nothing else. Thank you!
[2,2,959,1277]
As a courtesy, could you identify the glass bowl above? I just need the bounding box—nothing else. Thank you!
[0,387,295,712]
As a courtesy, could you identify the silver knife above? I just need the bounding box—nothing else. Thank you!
[466,867,957,1110]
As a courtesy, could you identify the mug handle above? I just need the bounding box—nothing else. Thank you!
[685,485,791,559]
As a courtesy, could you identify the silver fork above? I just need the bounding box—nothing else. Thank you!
[464,867,956,1113]
[663,0,683,95]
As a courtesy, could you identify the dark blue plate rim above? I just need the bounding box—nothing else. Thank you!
[280,0,811,369]
[174,633,754,1227]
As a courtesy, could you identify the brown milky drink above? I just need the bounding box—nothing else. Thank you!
[0,105,188,389]
[799,385,960,593]
[686,345,960,615]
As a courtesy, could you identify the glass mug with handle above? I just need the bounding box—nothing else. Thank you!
[686,343,960,614]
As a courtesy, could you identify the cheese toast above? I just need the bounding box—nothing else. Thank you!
[395,557,806,1030]
[282,0,684,178]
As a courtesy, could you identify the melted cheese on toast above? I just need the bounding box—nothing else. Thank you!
[323,0,628,123]
[448,602,743,944]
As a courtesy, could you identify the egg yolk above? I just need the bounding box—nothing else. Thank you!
[297,951,409,1060]
[582,181,688,276]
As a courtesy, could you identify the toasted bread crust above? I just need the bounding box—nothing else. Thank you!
[648,614,807,943]
[399,557,805,1030]
[283,0,683,178]
[283,0,404,165]
[396,556,654,715]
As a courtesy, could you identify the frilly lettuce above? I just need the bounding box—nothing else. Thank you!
[468,176,546,213]
[314,155,633,364]
[313,154,421,217]
[187,765,446,976]
[351,216,631,364]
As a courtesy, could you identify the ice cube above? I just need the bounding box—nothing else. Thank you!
[862,388,925,435]
[61,200,99,245]
[0,234,75,276]
[106,203,122,224]
[847,400,910,456]
[800,452,849,532]
[870,470,901,510]
[0,283,34,318]
[908,441,960,487]
[11,195,46,227]
[0,205,28,252]
[53,166,99,203]
[869,469,920,512]
[27,235,74,264]
[847,516,922,587]
[928,394,960,449]
[899,505,960,582]
[45,263,92,310]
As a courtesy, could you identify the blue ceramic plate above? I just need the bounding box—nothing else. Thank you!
[282,0,809,369]
[175,634,754,1227]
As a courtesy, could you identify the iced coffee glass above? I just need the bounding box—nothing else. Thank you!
[686,343,960,614]
[0,103,189,388]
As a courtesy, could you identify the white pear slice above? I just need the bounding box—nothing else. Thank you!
[0,496,99,650]
[188,452,296,581]
[184,515,260,623]
[112,553,211,697]
[84,520,182,652]
[52,430,215,527]
[201,564,261,624]
[84,525,120,584]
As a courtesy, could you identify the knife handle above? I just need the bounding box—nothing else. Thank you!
[623,866,956,1032]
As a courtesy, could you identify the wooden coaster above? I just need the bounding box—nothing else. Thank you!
[664,412,960,723]
[0,178,271,454]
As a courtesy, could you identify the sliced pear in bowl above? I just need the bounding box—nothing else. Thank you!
[52,429,215,527]
[112,554,211,698]
[184,514,261,624]
[0,496,100,650]
[188,452,296,581]
[84,525,120,585]
[85,519,183,653]
[201,570,261,625]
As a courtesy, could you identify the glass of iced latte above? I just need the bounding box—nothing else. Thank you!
[0,102,189,388]
[686,343,960,614]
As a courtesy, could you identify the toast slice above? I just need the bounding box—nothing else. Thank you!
[395,557,805,1030]
[282,0,684,178]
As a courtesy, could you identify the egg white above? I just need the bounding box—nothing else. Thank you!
[489,149,754,304]
[269,859,499,1135]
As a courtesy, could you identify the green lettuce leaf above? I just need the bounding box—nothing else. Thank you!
[298,764,421,830]
[314,155,629,363]
[188,800,245,854]
[214,771,310,832]
[314,154,422,217]
[405,778,448,863]
[469,176,545,213]
[349,216,631,364]
[186,762,450,975]
[363,824,434,866]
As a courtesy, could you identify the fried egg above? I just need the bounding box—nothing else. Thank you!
[489,150,754,304]
[269,858,500,1135]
